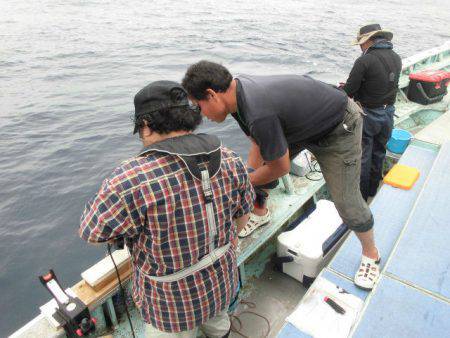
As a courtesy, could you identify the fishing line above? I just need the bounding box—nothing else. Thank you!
[107,243,136,338]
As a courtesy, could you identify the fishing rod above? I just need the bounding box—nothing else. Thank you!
[106,238,136,338]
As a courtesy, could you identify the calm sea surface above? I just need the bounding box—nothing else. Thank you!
[1,0,449,334]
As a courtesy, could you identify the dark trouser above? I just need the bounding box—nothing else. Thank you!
[306,99,374,233]
[360,105,395,201]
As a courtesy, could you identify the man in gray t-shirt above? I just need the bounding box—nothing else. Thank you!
[234,74,347,161]
[183,61,381,290]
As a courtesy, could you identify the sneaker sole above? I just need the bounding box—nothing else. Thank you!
[354,283,375,291]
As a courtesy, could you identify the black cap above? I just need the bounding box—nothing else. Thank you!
[133,80,190,134]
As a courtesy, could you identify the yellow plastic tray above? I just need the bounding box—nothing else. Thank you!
[384,164,420,190]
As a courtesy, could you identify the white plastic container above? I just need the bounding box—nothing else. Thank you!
[290,150,313,177]
[277,200,349,287]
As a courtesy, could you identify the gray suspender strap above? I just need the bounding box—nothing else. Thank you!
[138,160,226,283]
[201,169,217,252]
[138,133,223,270]
[179,152,222,182]
[179,152,221,252]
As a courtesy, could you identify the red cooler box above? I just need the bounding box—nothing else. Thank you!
[407,70,450,105]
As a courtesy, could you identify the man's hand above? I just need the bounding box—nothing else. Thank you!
[249,150,290,186]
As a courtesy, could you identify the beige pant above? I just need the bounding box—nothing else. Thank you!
[145,310,230,338]
[306,98,374,232]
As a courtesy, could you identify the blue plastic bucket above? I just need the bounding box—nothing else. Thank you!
[387,128,412,154]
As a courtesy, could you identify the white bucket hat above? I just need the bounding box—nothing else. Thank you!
[353,23,393,45]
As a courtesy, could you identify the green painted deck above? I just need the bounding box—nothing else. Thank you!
[415,109,450,145]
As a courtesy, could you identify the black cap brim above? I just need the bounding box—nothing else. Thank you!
[133,123,139,135]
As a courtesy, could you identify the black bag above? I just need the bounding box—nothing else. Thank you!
[407,70,450,105]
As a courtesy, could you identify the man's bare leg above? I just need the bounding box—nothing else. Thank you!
[354,228,379,259]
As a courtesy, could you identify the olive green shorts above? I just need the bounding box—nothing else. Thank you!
[306,99,374,232]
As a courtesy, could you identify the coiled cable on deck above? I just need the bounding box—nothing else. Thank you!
[230,301,271,338]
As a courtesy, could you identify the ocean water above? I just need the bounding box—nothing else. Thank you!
[1,0,449,334]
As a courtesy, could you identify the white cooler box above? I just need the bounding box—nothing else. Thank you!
[276,200,349,287]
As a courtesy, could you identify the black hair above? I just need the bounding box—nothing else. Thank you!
[135,106,202,134]
[182,60,233,100]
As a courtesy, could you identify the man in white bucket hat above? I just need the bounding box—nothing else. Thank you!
[343,24,402,201]
[352,23,393,46]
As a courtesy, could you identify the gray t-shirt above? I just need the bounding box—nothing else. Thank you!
[233,74,347,161]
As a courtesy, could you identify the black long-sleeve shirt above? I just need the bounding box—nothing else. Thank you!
[344,46,402,108]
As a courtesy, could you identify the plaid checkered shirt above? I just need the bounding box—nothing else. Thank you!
[79,145,254,332]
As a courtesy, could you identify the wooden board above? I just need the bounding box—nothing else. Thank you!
[81,248,131,292]
[73,264,132,309]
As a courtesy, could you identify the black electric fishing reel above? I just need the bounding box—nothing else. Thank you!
[39,269,96,337]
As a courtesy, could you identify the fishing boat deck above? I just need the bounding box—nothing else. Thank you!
[278,140,450,337]
[109,43,450,338]
[10,42,450,338]
[395,44,450,129]
[415,109,450,145]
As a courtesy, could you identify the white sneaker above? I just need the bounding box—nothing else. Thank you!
[354,253,381,290]
[238,210,271,238]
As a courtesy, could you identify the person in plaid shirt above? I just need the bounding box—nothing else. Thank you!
[79,81,254,337]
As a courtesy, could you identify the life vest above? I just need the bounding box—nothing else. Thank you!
[138,133,229,282]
